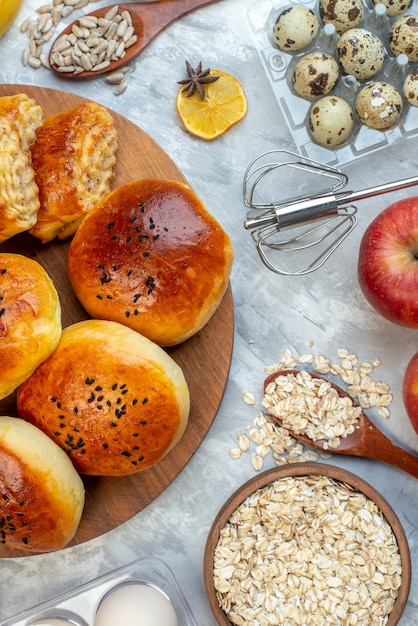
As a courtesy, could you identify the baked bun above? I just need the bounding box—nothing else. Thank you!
[0,416,85,553]
[0,253,62,400]
[29,101,118,243]
[67,178,234,346]
[0,94,43,243]
[0,93,43,151]
[17,319,190,476]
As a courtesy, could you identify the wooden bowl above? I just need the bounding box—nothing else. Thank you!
[204,462,411,626]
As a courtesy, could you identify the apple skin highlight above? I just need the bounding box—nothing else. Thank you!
[357,196,418,328]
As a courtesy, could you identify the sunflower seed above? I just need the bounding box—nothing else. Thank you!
[113,78,128,95]
[20,0,133,94]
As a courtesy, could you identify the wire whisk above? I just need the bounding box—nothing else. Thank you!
[243,149,418,276]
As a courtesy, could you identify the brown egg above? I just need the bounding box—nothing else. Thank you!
[309,96,354,146]
[292,52,340,98]
[372,0,412,17]
[272,5,319,51]
[355,81,403,129]
[337,28,385,80]
[403,68,418,106]
[319,0,364,33]
[389,15,418,62]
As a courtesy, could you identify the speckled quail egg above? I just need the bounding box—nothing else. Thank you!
[403,68,418,105]
[337,28,385,80]
[355,81,403,129]
[292,52,340,98]
[272,5,319,52]
[319,0,364,34]
[371,0,412,17]
[389,15,418,62]
[308,96,354,146]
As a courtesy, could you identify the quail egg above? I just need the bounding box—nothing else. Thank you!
[337,28,385,80]
[308,96,354,146]
[319,0,364,34]
[403,68,418,106]
[292,52,340,98]
[389,15,418,62]
[371,0,412,17]
[355,81,403,129]
[272,5,319,52]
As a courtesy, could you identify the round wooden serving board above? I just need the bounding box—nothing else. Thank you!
[0,85,234,557]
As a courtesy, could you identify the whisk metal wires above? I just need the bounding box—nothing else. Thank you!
[243,149,418,276]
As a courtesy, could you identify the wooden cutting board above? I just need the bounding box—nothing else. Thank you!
[0,85,234,557]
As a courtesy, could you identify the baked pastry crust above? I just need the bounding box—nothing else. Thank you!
[0,93,43,151]
[67,178,234,346]
[30,101,118,243]
[0,93,43,243]
[17,319,190,477]
[0,253,62,399]
[0,416,85,553]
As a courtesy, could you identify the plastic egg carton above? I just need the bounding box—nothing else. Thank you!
[245,0,418,166]
[1,556,198,626]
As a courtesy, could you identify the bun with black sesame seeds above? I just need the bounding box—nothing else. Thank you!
[0,253,62,400]
[66,178,234,347]
[0,416,84,553]
[17,319,190,477]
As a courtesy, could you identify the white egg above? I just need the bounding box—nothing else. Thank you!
[272,5,319,52]
[355,81,403,129]
[371,0,412,17]
[389,15,418,62]
[337,28,385,80]
[292,52,340,98]
[403,68,418,105]
[308,96,354,146]
[95,582,178,626]
[319,0,364,34]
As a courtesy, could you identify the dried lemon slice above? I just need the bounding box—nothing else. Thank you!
[176,69,247,140]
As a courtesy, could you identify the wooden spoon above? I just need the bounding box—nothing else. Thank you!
[264,369,418,479]
[49,0,222,79]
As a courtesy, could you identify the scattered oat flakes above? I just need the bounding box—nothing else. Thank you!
[232,348,393,471]
[242,391,256,405]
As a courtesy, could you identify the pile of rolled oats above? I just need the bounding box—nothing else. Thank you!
[230,348,393,471]
[213,474,402,625]
[263,370,363,450]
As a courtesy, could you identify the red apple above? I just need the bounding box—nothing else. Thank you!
[357,196,418,327]
[402,351,418,435]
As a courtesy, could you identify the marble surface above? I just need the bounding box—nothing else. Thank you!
[0,0,418,623]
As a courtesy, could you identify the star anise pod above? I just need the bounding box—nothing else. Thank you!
[177,61,220,100]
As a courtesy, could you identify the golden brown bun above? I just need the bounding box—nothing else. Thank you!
[0,253,62,400]
[0,93,43,151]
[30,101,118,243]
[0,94,43,243]
[0,416,85,553]
[17,319,190,476]
[67,178,234,346]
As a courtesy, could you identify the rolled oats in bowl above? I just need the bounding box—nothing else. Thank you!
[204,463,411,626]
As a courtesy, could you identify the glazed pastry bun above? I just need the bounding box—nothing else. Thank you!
[17,319,190,477]
[0,93,43,151]
[0,94,43,243]
[0,253,62,400]
[29,101,118,243]
[0,416,85,553]
[67,178,234,346]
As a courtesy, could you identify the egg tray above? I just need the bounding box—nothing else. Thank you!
[245,0,418,166]
[1,556,199,626]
